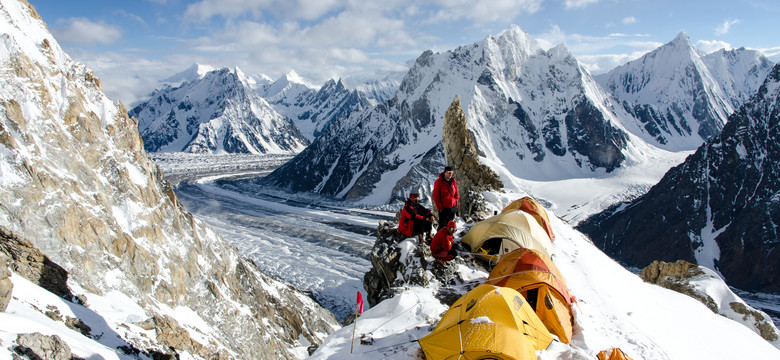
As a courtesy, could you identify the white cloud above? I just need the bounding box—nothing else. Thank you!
[429,0,543,23]
[695,40,732,54]
[564,0,600,10]
[622,16,637,25]
[52,18,122,46]
[184,0,344,21]
[715,18,740,36]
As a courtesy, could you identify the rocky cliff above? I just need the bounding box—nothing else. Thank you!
[0,0,338,358]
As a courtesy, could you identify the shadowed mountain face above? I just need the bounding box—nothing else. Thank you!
[579,63,780,294]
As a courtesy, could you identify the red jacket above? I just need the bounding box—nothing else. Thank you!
[430,230,453,259]
[433,173,459,211]
[398,200,432,237]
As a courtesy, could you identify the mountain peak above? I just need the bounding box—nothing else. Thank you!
[671,31,691,46]
[493,24,533,54]
[162,63,216,85]
[278,70,307,85]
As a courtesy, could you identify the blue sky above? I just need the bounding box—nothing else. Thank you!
[27,0,780,106]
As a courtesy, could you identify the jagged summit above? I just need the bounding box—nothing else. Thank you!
[161,63,217,85]
[131,66,309,154]
[596,30,733,150]
[261,24,655,203]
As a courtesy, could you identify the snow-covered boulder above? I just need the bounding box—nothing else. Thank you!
[641,260,780,347]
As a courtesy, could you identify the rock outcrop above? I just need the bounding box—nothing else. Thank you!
[0,253,11,312]
[641,260,779,346]
[363,221,483,308]
[13,333,72,360]
[0,226,71,300]
[442,96,503,220]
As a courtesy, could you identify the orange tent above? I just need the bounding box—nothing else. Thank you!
[597,348,634,360]
[485,248,574,343]
[501,196,555,243]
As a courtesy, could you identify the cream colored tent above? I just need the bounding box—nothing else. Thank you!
[418,284,553,360]
[461,210,553,263]
[501,196,555,243]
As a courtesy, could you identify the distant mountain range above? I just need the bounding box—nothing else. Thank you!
[260,26,774,204]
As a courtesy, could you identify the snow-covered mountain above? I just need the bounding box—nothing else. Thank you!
[261,25,662,204]
[578,62,780,294]
[130,67,309,154]
[343,71,405,104]
[701,47,775,108]
[160,63,217,86]
[0,0,337,358]
[596,32,734,151]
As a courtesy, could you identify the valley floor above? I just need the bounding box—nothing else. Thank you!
[151,153,780,328]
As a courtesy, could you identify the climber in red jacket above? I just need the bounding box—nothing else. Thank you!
[430,220,457,264]
[398,193,433,241]
[432,166,459,230]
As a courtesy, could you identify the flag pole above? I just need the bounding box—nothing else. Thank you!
[350,305,358,354]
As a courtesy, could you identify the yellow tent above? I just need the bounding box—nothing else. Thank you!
[485,248,574,343]
[501,196,555,243]
[461,210,553,263]
[418,284,553,360]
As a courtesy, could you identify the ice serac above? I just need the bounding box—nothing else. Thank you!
[130,67,309,154]
[596,31,734,150]
[578,63,780,294]
[262,25,642,204]
[0,0,338,358]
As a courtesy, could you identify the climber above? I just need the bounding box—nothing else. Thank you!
[432,166,459,230]
[430,220,458,265]
[398,192,434,242]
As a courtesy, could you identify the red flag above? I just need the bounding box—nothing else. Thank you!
[356,291,364,314]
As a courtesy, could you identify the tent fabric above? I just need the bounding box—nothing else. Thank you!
[597,348,635,360]
[500,196,555,243]
[418,284,553,360]
[485,248,574,343]
[461,210,553,263]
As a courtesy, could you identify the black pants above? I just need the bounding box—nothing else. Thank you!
[437,206,457,230]
[412,219,432,236]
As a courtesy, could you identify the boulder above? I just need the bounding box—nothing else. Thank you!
[0,253,11,312]
[13,332,72,360]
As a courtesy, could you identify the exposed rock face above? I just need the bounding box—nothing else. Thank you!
[442,96,503,220]
[0,253,11,312]
[13,333,72,360]
[0,226,71,300]
[0,1,339,358]
[578,63,780,294]
[363,221,480,308]
[640,260,779,346]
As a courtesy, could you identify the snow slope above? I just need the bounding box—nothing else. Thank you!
[310,191,780,359]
